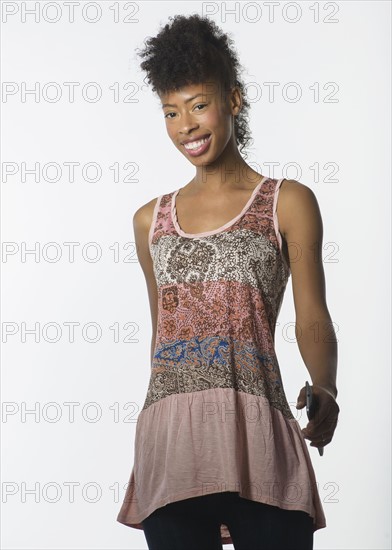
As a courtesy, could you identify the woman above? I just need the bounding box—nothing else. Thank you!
[117,14,340,550]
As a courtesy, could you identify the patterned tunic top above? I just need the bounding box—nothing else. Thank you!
[117,176,326,545]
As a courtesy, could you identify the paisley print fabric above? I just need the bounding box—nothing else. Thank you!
[117,177,327,545]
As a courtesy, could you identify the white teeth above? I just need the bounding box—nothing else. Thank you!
[184,136,210,150]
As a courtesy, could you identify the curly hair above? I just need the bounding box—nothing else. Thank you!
[135,14,253,159]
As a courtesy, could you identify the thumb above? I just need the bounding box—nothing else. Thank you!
[296,386,306,409]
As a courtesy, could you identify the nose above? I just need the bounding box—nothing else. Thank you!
[178,112,199,139]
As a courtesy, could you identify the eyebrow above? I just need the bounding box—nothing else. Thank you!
[161,93,206,109]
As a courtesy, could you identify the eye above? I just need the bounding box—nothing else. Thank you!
[164,104,207,119]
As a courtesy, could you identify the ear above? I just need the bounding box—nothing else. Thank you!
[230,85,242,116]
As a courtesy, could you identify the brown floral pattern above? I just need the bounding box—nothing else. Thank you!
[147,178,293,418]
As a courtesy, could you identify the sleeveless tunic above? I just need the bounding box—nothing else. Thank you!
[117,176,327,545]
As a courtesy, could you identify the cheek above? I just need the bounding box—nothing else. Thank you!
[165,123,177,140]
[205,111,221,129]
[205,109,231,136]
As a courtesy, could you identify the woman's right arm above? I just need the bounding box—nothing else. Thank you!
[132,198,159,365]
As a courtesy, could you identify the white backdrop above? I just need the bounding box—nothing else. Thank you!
[1,1,391,549]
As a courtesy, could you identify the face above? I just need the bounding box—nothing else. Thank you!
[159,79,241,165]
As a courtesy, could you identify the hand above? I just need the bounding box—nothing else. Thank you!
[296,385,340,447]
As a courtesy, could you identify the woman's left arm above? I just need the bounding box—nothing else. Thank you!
[278,179,340,447]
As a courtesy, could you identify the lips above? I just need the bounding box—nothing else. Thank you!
[181,133,211,145]
[182,134,212,157]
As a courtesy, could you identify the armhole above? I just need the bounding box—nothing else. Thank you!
[148,195,163,254]
[273,178,285,252]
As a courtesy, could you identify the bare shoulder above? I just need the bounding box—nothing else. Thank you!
[277,179,322,238]
[132,196,161,265]
[133,196,160,235]
[279,178,317,205]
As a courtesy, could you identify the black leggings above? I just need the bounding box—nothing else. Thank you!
[141,491,314,550]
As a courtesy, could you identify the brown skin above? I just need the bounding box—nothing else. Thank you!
[132,80,339,448]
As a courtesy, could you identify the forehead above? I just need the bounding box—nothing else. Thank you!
[159,80,223,108]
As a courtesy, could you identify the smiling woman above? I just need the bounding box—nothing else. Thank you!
[158,75,248,167]
[137,13,252,161]
[116,13,339,550]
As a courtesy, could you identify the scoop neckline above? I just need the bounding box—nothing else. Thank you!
[171,175,269,238]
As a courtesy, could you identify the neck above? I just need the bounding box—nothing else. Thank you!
[192,137,257,192]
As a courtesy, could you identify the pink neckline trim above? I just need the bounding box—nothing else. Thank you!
[171,176,269,238]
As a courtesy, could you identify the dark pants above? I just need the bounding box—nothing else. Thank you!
[141,491,314,550]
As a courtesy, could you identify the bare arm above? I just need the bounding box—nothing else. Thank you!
[278,179,338,398]
[278,179,339,446]
[132,198,159,365]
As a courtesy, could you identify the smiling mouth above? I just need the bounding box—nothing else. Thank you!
[182,134,211,150]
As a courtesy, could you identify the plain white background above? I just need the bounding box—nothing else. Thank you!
[1,1,391,549]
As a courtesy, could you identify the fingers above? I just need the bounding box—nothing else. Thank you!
[301,411,336,446]
[310,432,331,447]
[298,384,340,448]
[296,386,306,409]
[303,429,329,447]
